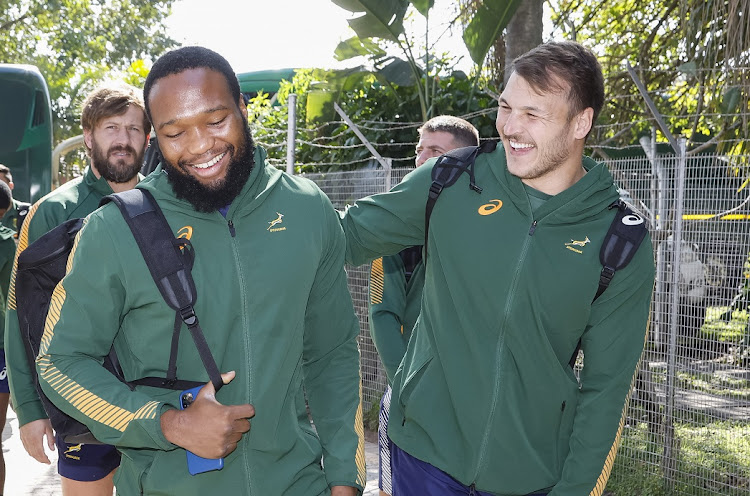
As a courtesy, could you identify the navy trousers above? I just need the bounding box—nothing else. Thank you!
[391,442,548,496]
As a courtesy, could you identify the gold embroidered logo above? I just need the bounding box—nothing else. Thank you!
[267,212,286,232]
[177,226,193,240]
[65,443,83,459]
[478,200,503,216]
[565,236,590,254]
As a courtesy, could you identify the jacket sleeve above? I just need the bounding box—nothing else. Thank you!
[551,234,655,496]
[339,165,430,267]
[35,214,174,451]
[368,255,409,384]
[302,192,366,493]
[0,235,16,348]
[4,201,57,426]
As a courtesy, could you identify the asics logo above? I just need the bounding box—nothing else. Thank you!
[478,200,503,216]
[622,214,644,226]
[177,226,193,240]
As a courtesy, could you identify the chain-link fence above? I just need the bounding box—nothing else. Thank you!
[303,148,750,494]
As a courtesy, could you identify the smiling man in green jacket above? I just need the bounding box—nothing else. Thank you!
[341,41,655,495]
[36,47,365,496]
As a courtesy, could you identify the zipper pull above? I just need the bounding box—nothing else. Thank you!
[528,220,538,235]
[228,220,236,237]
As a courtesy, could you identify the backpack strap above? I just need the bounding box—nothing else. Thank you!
[424,140,497,256]
[568,199,649,368]
[101,189,223,393]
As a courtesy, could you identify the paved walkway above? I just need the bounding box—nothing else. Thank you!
[2,407,381,495]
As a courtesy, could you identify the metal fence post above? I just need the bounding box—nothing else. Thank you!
[661,137,687,490]
[286,93,297,175]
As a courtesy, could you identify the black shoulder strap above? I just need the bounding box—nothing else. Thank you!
[595,199,649,301]
[568,199,649,369]
[101,189,223,392]
[424,140,497,256]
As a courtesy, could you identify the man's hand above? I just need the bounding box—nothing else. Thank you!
[331,486,358,496]
[160,371,255,459]
[19,418,55,464]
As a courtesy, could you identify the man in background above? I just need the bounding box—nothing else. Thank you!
[368,115,479,496]
[5,81,149,496]
[0,180,18,496]
[0,164,31,235]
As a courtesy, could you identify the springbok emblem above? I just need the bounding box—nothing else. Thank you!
[565,237,590,248]
[267,212,284,231]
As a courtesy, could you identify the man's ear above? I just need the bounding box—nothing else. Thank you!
[573,107,594,140]
[83,128,93,151]
[238,96,248,120]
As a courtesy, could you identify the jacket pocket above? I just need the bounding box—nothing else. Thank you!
[396,341,433,411]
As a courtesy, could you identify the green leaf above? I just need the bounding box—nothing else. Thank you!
[720,87,740,114]
[305,90,335,125]
[331,0,410,41]
[410,0,434,17]
[334,37,387,61]
[462,0,523,65]
[677,61,698,78]
[378,57,417,86]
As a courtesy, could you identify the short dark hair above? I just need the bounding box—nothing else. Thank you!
[80,82,149,136]
[511,41,604,132]
[143,46,241,122]
[418,115,480,148]
[0,164,11,183]
[0,180,12,210]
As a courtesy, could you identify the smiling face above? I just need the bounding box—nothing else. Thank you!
[496,71,593,194]
[83,105,148,184]
[149,67,249,191]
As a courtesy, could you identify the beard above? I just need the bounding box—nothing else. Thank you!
[504,119,573,181]
[91,141,144,184]
[162,126,255,213]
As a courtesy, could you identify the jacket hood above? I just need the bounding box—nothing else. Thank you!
[136,146,283,218]
[489,146,619,225]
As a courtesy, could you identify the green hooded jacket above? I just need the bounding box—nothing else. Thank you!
[368,249,424,384]
[5,166,116,426]
[341,145,654,496]
[37,149,366,495]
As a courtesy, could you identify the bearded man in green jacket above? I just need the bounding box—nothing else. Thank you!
[36,46,365,496]
[341,41,655,496]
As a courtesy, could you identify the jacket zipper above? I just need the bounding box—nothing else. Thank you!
[226,216,251,494]
[471,219,536,485]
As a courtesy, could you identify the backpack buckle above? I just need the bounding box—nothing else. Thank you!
[428,181,444,200]
[179,306,198,327]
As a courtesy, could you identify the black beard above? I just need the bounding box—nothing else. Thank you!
[163,126,255,213]
[91,141,144,184]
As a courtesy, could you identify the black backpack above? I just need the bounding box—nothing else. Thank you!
[16,188,223,444]
[425,143,649,368]
[14,200,30,239]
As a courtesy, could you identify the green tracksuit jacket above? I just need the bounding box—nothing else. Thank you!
[37,151,366,495]
[0,226,16,349]
[368,249,424,384]
[341,146,655,496]
[5,166,116,426]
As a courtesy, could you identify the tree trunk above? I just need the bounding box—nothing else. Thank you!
[504,0,543,85]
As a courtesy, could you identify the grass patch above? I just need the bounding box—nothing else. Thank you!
[607,421,750,495]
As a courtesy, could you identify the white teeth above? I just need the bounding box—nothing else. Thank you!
[193,152,225,169]
[510,140,534,150]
